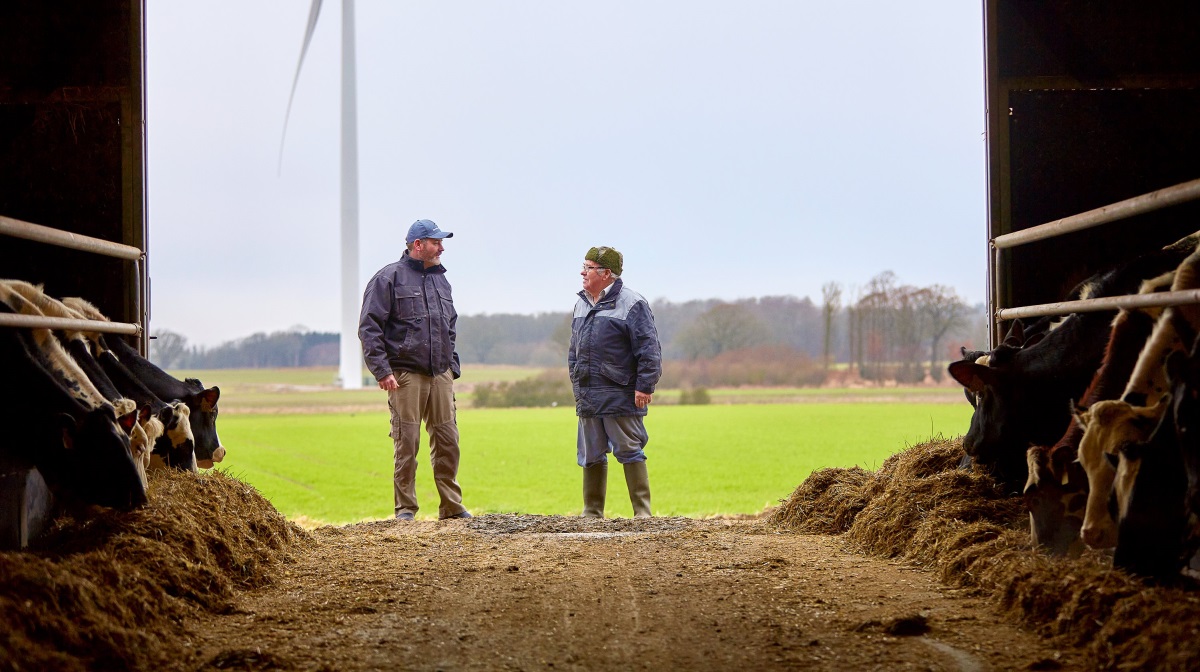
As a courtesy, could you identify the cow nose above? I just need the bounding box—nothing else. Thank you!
[1081,522,1116,549]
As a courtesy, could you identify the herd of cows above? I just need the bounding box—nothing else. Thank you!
[949,231,1200,582]
[0,280,224,512]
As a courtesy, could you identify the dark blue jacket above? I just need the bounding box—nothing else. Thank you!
[359,252,460,381]
[569,279,662,417]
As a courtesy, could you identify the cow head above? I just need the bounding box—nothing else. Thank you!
[1111,400,1189,582]
[948,348,1053,493]
[183,380,224,466]
[61,406,148,510]
[153,401,196,472]
[1074,397,1166,549]
[1024,443,1087,557]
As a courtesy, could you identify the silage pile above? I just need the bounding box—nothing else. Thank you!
[0,469,308,672]
[769,436,1200,671]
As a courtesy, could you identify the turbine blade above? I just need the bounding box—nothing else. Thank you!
[278,0,324,176]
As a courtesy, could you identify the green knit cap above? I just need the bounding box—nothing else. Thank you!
[585,246,623,276]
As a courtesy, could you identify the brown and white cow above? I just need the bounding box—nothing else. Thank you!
[64,297,226,468]
[1023,274,1171,556]
[1076,248,1200,549]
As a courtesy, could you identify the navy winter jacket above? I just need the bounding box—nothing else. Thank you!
[568,279,662,417]
[359,252,461,381]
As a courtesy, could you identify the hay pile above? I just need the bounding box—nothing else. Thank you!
[0,469,308,672]
[770,436,1200,670]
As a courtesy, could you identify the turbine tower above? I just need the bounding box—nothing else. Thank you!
[280,0,363,389]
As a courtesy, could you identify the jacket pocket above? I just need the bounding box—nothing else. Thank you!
[394,286,425,318]
[599,361,632,386]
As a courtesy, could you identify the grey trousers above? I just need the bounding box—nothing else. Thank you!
[387,369,465,518]
[577,415,649,467]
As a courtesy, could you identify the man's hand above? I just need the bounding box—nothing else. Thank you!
[635,391,653,408]
[378,374,399,391]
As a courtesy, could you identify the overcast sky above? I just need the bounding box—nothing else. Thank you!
[146,1,987,347]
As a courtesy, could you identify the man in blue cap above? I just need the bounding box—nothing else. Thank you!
[359,219,471,521]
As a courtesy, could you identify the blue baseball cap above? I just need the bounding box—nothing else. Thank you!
[406,219,454,244]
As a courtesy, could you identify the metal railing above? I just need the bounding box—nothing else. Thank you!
[992,177,1200,324]
[0,214,143,335]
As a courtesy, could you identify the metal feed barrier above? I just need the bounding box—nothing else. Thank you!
[0,214,143,336]
[989,177,1200,333]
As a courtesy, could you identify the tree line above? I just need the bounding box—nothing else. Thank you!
[151,271,986,384]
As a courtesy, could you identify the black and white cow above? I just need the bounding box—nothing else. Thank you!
[63,297,225,468]
[0,280,179,481]
[97,348,197,471]
[0,302,145,510]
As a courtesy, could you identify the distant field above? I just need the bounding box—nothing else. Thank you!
[171,365,547,411]
[212,403,973,525]
[171,365,964,413]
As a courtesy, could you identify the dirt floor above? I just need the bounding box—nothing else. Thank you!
[175,515,1080,672]
[10,439,1198,671]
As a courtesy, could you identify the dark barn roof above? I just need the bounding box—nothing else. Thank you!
[0,0,147,346]
[983,1,1200,342]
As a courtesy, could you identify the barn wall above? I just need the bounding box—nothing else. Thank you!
[0,0,147,349]
[984,1,1200,343]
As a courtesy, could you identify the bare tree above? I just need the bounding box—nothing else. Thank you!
[920,284,969,381]
[893,285,930,383]
[149,329,189,369]
[856,272,897,381]
[676,303,767,360]
[821,282,842,370]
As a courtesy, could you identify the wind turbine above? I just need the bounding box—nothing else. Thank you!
[279,0,363,390]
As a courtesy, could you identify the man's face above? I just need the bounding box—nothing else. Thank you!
[412,238,444,266]
[581,261,610,296]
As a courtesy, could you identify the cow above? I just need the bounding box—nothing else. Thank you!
[98,348,197,471]
[0,302,146,510]
[1110,393,1188,582]
[63,297,226,468]
[947,237,1197,493]
[0,281,186,481]
[1023,279,1168,556]
[1074,248,1200,548]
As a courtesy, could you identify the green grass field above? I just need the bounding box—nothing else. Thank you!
[212,403,972,525]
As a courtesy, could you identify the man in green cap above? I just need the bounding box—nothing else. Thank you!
[568,245,662,518]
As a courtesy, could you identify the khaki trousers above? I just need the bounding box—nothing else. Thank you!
[387,369,465,518]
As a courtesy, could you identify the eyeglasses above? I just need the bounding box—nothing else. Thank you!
[581,265,606,273]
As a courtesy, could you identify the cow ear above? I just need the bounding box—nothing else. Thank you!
[1071,402,1091,430]
[947,360,994,394]
[199,386,220,411]
[960,345,969,359]
[156,406,174,427]
[1002,319,1026,347]
[138,403,153,425]
[1023,331,1046,348]
[117,407,138,434]
[1130,406,1163,437]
